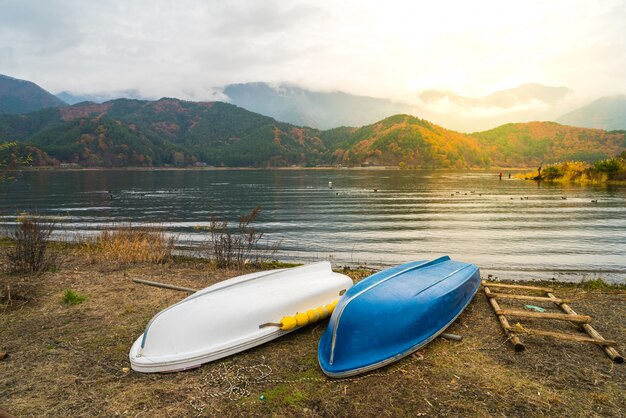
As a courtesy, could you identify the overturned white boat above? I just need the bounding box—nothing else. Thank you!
[129,262,353,373]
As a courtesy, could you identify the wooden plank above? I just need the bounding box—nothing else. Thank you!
[440,333,463,341]
[505,326,616,346]
[486,292,569,304]
[484,286,525,352]
[132,278,198,293]
[547,292,624,363]
[495,309,591,323]
[481,281,553,292]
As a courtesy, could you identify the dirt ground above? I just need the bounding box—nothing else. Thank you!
[1,253,624,417]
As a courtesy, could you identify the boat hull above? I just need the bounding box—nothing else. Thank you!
[130,262,352,373]
[318,256,480,377]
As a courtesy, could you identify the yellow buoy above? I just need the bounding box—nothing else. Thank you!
[277,299,341,330]
[325,300,339,314]
[316,306,329,320]
[295,312,310,327]
[306,309,320,322]
[280,316,297,331]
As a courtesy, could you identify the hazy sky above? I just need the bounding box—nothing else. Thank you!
[1,0,625,101]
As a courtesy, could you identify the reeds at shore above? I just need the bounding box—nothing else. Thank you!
[78,226,177,266]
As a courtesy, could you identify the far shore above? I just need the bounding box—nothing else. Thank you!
[15,165,536,172]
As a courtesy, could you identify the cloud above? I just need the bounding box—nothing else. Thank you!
[0,0,624,101]
[0,1,83,54]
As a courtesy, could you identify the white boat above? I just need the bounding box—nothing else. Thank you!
[129,262,353,373]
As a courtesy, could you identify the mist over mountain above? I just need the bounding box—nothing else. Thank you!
[222,82,581,132]
[55,89,151,105]
[420,83,573,108]
[222,82,416,129]
[556,95,626,130]
[1,73,588,133]
[0,74,67,114]
[416,83,577,132]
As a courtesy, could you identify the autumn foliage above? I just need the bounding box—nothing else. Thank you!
[518,152,626,183]
[1,98,624,168]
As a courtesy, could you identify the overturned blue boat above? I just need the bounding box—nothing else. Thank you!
[318,256,480,378]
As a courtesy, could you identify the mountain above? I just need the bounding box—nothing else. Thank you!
[223,82,594,134]
[470,122,626,166]
[1,97,624,168]
[0,98,326,167]
[0,74,67,114]
[416,83,576,132]
[323,115,489,168]
[324,116,624,168]
[222,82,415,129]
[53,81,580,133]
[556,95,626,130]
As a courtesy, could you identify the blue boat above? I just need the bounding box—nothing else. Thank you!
[318,256,480,377]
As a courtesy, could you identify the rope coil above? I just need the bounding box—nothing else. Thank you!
[190,350,426,414]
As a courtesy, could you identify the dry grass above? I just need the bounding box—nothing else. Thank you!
[78,226,177,268]
[0,275,39,306]
[0,251,624,417]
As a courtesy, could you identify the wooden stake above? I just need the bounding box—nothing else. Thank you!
[546,292,624,363]
[132,278,198,293]
[505,326,616,346]
[485,292,569,304]
[482,281,553,292]
[484,286,525,352]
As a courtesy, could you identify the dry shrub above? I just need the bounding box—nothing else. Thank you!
[81,225,177,267]
[201,206,280,269]
[3,214,56,274]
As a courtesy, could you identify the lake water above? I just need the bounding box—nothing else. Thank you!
[1,169,625,283]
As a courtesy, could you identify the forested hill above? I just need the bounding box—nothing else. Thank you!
[323,115,490,168]
[0,98,327,167]
[1,98,624,168]
[470,122,626,166]
[0,74,67,114]
[322,116,625,168]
